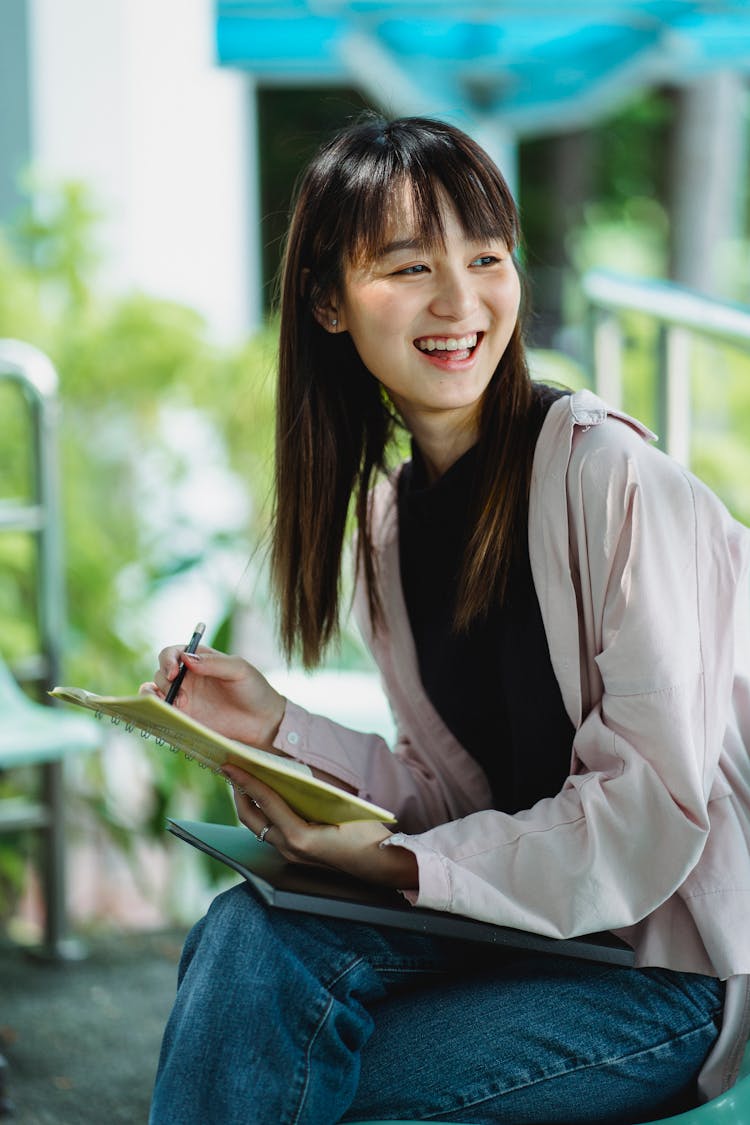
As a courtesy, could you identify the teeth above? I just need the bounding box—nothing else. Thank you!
[416,333,478,352]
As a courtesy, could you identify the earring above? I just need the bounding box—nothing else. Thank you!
[330,318,338,328]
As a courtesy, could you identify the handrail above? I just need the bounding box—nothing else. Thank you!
[582,271,750,347]
[581,270,750,466]
[0,339,65,689]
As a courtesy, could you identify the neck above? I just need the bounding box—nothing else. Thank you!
[405,413,479,483]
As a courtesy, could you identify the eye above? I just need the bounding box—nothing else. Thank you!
[470,254,502,268]
[393,263,429,276]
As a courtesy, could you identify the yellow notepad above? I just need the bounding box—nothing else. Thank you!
[50,687,396,826]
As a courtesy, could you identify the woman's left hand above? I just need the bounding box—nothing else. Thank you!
[222,764,419,891]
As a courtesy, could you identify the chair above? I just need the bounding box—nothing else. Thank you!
[346,1034,750,1125]
[0,338,101,959]
[0,655,101,1116]
[0,655,100,958]
[0,340,102,1115]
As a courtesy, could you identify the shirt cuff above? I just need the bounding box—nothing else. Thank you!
[271,698,363,792]
[273,698,311,758]
[382,833,453,911]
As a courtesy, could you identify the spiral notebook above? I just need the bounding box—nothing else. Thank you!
[49,686,395,826]
[167,817,636,967]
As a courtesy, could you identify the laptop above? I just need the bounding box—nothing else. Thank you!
[166,818,635,967]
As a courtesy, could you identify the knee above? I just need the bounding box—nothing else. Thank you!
[180,885,269,980]
[205,884,269,948]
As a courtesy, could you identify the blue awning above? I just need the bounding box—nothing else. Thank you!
[215,1,750,135]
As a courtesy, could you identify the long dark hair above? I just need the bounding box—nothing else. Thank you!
[273,115,540,666]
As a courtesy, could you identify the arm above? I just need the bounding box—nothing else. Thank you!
[144,645,286,750]
[379,425,739,936]
[142,646,356,792]
[221,764,420,890]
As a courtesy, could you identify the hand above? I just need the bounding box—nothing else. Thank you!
[140,646,286,753]
[223,764,419,891]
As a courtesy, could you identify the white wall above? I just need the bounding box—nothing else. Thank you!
[27,0,258,342]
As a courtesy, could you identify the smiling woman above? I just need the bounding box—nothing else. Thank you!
[275,119,539,660]
[146,117,750,1125]
[323,200,521,479]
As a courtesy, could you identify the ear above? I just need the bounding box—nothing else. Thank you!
[312,297,345,334]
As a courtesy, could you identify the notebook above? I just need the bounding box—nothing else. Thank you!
[167,818,636,967]
[50,686,395,826]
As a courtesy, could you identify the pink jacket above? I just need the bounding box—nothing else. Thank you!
[274,390,750,1096]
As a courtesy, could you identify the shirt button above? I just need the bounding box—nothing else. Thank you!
[286,731,300,746]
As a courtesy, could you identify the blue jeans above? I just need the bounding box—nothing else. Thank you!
[149,884,723,1125]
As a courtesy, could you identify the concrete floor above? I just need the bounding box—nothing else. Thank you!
[0,928,187,1124]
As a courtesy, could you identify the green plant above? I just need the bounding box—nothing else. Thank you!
[0,183,279,924]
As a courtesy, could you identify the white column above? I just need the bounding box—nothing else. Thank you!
[669,71,747,299]
[470,117,519,201]
[27,0,255,341]
[244,74,262,331]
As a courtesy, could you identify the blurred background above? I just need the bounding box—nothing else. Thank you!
[1,0,750,948]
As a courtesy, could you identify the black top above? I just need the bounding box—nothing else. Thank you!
[397,402,575,814]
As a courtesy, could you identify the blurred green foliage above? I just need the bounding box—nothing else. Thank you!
[1,181,278,689]
[0,182,279,918]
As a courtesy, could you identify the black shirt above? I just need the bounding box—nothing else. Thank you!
[397,416,575,814]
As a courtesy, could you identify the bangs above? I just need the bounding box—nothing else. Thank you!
[305,117,519,282]
[350,171,517,267]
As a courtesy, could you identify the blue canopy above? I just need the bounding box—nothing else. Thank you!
[215,1,750,136]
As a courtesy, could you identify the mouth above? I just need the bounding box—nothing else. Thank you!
[414,332,482,362]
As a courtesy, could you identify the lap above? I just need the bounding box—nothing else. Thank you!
[192,885,724,1125]
[345,952,723,1124]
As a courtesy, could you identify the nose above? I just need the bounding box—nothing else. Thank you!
[428,266,479,321]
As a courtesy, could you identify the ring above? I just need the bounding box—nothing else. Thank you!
[256,823,272,844]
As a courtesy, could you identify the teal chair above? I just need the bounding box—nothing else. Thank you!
[0,656,100,958]
[0,656,100,1113]
[347,1032,750,1124]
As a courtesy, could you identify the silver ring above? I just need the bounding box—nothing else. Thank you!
[256,823,272,844]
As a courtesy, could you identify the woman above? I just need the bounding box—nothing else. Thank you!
[146,117,750,1125]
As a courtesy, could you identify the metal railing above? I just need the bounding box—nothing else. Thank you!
[582,270,750,466]
[0,338,65,689]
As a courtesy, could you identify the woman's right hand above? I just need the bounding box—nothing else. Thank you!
[140,645,286,753]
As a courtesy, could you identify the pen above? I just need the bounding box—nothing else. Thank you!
[165,622,206,706]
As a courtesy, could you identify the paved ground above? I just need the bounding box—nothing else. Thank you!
[0,928,188,1125]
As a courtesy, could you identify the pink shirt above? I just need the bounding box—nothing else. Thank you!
[274,390,750,1096]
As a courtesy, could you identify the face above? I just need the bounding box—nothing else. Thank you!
[328,189,521,463]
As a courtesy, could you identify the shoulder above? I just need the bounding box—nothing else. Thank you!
[556,392,747,563]
[561,390,692,510]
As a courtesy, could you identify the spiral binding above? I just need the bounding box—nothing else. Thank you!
[92,708,246,784]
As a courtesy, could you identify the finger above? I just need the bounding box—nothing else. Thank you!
[223,767,307,839]
[158,644,188,677]
[229,786,283,850]
[222,766,270,830]
[178,650,248,683]
[138,681,163,698]
[231,787,265,832]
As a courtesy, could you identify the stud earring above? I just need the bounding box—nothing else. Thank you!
[330,318,338,328]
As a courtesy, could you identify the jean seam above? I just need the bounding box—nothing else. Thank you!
[289,994,334,1125]
[322,955,449,993]
[298,954,449,1124]
[417,1017,719,1121]
[323,955,366,993]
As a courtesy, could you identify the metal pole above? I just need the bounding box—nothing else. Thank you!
[659,324,692,466]
[592,312,624,409]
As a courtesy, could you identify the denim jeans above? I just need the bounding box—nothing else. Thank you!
[149,884,723,1125]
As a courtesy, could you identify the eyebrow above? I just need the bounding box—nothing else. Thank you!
[376,232,507,260]
[378,237,426,258]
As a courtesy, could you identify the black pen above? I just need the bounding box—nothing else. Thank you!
[165,622,206,706]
